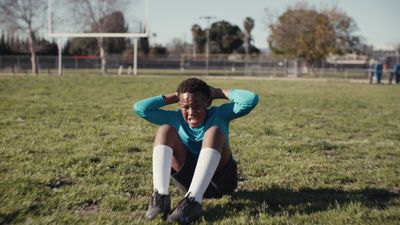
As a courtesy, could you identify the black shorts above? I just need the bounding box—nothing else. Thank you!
[171,153,238,198]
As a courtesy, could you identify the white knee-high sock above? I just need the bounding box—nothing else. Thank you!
[187,148,221,203]
[152,145,173,195]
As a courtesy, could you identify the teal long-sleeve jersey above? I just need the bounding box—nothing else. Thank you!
[133,89,259,158]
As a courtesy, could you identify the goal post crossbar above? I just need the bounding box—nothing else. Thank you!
[48,0,149,37]
[48,33,149,38]
[47,0,149,75]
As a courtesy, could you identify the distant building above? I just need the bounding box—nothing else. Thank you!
[326,45,400,69]
[372,48,399,67]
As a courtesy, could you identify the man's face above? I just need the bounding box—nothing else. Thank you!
[178,92,208,128]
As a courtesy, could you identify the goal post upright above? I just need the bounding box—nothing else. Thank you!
[47,0,149,75]
[133,38,138,75]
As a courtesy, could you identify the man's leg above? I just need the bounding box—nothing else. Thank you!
[152,125,187,193]
[146,124,187,220]
[168,126,230,223]
[187,126,231,202]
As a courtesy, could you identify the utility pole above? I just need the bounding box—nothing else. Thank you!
[200,16,216,76]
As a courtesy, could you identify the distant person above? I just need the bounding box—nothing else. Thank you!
[133,78,259,224]
[389,64,400,84]
[370,63,383,84]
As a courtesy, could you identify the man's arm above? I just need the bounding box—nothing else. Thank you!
[133,94,178,125]
[217,88,259,120]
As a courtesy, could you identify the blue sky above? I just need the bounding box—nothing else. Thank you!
[149,0,400,50]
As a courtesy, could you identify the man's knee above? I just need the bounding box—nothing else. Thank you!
[203,126,227,150]
[155,125,179,145]
[204,126,224,139]
[205,126,223,135]
[157,124,177,135]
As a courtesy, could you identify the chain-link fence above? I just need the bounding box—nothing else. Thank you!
[0,54,397,82]
[180,54,376,80]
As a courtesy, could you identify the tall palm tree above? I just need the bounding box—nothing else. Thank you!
[243,17,254,55]
[191,24,201,59]
[243,17,254,76]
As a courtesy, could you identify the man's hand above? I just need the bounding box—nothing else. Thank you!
[209,85,229,100]
[163,93,179,105]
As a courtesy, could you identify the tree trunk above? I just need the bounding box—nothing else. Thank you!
[307,61,315,76]
[192,38,197,59]
[244,32,250,76]
[28,31,38,75]
[30,51,38,75]
[244,32,250,55]
[98,37,107,74]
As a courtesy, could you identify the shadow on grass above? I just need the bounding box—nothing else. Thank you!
[204,186,400,221]
[0,203,41,225]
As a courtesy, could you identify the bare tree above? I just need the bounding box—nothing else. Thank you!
[166,38,186,57]
[69,0,123,74]
[0,0,47,75]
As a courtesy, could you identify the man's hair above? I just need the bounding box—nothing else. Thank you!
[176,78,210,99]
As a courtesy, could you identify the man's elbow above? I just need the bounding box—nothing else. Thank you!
[252,93,259,107]
[132,102,143,116]
[246,93,259,110]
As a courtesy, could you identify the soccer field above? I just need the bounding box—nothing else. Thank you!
[0,75,399,224]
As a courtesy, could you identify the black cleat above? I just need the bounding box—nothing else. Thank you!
[145,191,171,220]
[167,194,202,224]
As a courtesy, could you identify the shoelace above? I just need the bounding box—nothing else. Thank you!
[177,196,195,210]
[151,192,162,206]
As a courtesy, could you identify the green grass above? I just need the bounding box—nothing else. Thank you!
[0,75,399,224]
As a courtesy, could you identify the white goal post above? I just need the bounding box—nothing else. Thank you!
[47,0,149,75]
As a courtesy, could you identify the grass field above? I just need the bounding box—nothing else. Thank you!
[0,75,399,224]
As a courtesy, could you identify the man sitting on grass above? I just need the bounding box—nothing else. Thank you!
[133,78,259,224]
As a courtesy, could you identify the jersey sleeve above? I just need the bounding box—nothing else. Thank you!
[133,95,177,125]
[218,89,259,121]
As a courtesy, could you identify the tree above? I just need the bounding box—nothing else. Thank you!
[121,37,150,63]
[0,32,12,55]
[67,38,98,55]
[325,7,362,54]
[138,37,150,55]
[209,20,243,54]
[243,17,254,55]
[0,32,8,54]
[242,17,256,73]
[267,4,361,68]
[69,0,127,74]
[191,24,205,58]
[0,0,47,74]
[67,11,129,56]
[100,11,129,54]
[38,38,58,55]
[190,20,259,55]
[149,44,168,57]
[166,38,187,56]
